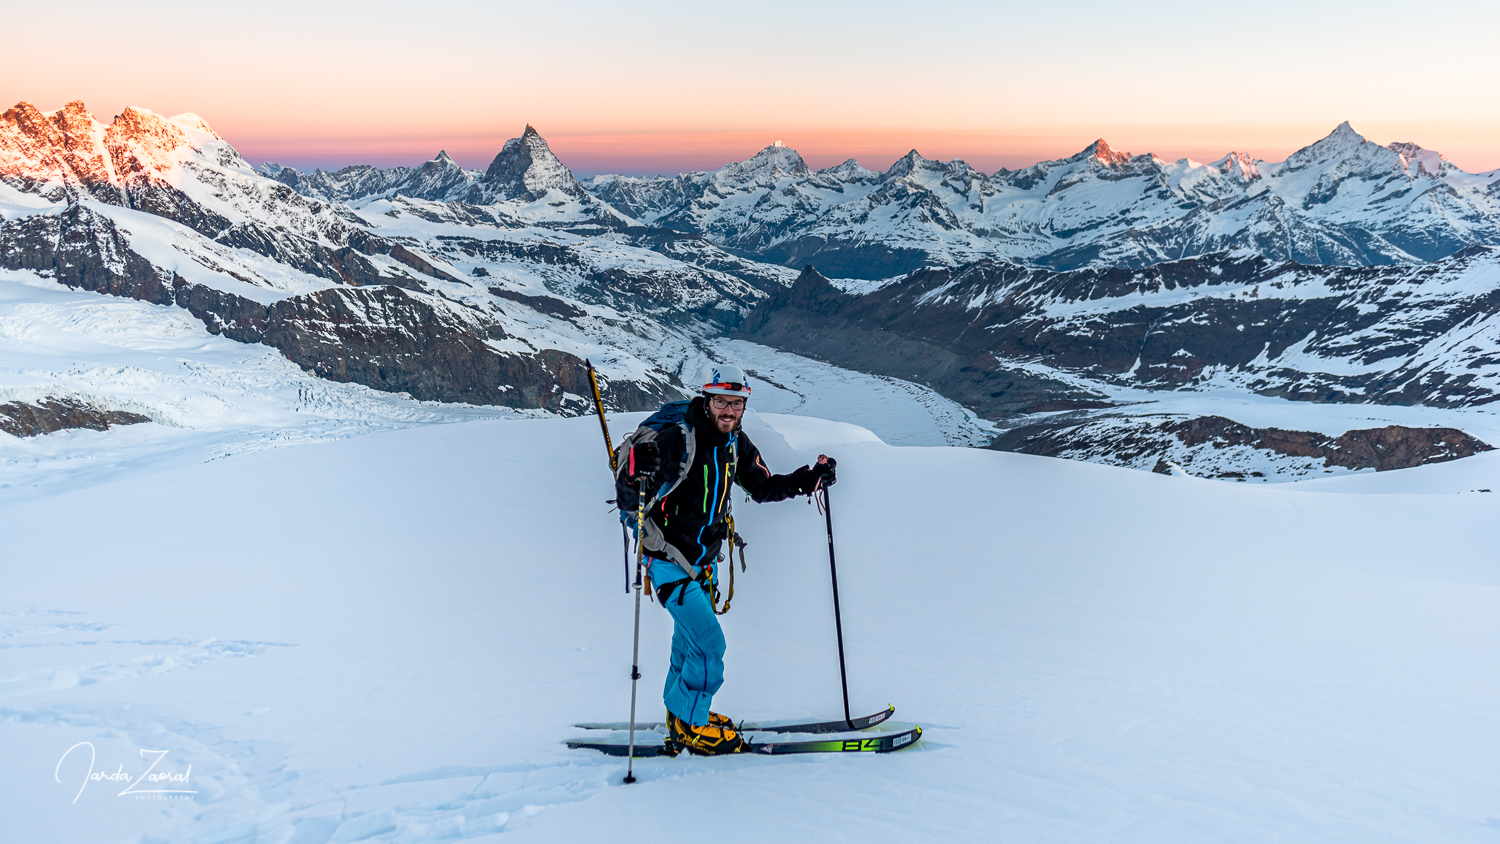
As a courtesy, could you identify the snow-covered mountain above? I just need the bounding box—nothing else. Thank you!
[583,124,1500,278]
[260,150,480,204]
[744,249,1500,414]
[6,100,1500,482]
[262,125,625,227]
[0,103,750,415]
[737,249,1500,476]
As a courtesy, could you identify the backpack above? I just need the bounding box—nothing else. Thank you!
[614,399,738,577]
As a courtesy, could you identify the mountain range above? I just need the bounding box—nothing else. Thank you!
[264,123,1500,280]
[5,99,1499,480]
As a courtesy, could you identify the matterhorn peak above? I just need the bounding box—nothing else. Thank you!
[470,125,582,203]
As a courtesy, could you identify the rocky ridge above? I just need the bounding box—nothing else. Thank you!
[0,396,150,438]
[991,414,1492,480]
[260,151,480,204]
[581,124,1500,279]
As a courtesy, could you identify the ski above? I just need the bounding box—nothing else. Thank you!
[565,740,677,758]
[565,724,922,758]
[750,724,921,755]
[573,704,896,735]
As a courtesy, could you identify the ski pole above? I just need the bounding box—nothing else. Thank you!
[819,467,854,731]
[585,359,630,594]
[624,474,647,784]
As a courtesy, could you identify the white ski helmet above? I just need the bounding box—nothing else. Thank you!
[699,364,751,399]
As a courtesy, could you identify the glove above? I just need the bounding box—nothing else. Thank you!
[811,455,836,488]
[629,442,660,483]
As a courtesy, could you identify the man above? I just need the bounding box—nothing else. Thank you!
[615,364,836,755]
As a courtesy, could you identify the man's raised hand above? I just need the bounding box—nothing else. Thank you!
[813,454,837,488]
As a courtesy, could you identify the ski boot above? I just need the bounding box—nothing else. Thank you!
[666,712,745,756]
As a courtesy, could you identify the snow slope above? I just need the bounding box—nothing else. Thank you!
[0,267,536,503]
[4,413,1497,842]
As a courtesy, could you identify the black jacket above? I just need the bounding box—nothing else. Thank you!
[617,397,818,574]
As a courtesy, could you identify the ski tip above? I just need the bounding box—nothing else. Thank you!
[887,724,922,753]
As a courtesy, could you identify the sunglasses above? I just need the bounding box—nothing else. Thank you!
[709,397,746,411]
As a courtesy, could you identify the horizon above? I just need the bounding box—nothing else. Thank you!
[248,123,1500,178]
[12,98,1495,178]
[5,0,1498,178]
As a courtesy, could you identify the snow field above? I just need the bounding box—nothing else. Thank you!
[0,269,529,504]
[2,413,1498,842]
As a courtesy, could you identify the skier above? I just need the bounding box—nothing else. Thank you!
[615,364,836,755]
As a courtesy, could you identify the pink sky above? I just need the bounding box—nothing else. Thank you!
[3,0,1498,177]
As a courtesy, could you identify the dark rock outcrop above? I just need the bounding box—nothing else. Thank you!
[261,285,553,408]
[489,288,587,320]
[992,413,1493,478]
[172,280,269,343]
[1166,417,1493,472]
[183,284,671,411]
[0,205,176,305]
[0,397,150,437]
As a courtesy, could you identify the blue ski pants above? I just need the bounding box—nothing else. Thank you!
[648,558,724,727]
